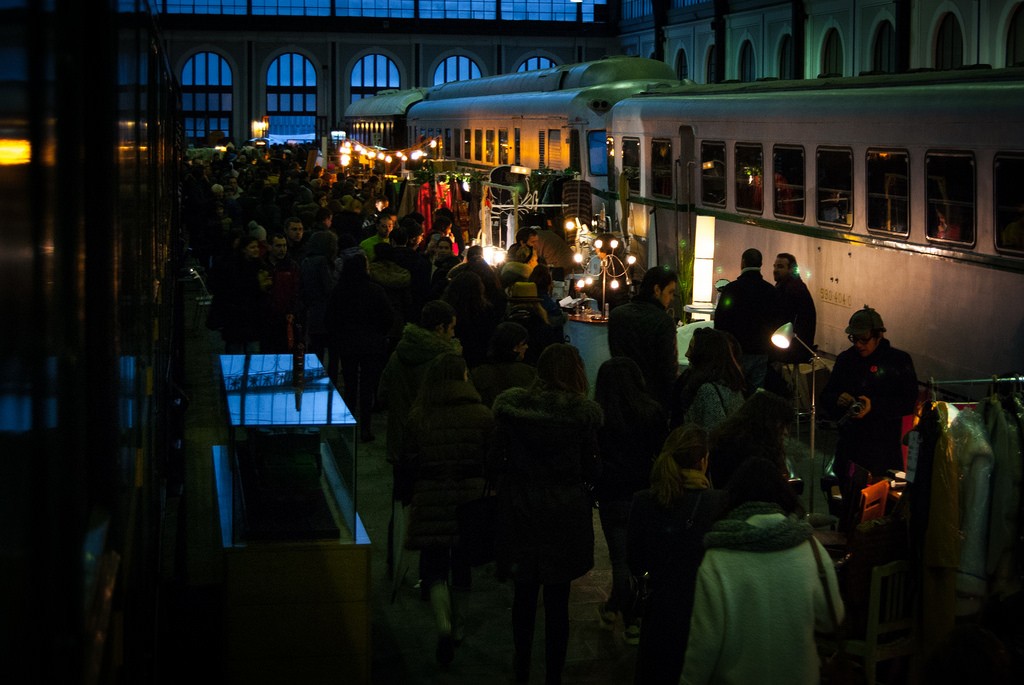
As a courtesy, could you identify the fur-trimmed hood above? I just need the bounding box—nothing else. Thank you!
[492,385,603,431]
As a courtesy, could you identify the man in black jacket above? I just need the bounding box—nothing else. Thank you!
[713,247,780,389]
[820,306,919,489]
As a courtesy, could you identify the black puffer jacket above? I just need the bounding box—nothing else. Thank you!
[403,380,494,551]
[490,386,604,583]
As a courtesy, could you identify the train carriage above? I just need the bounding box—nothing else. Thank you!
[608,69,1024,383]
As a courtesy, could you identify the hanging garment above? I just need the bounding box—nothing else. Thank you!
[909,402,960,659]
[950,407,994,615]
[980,396,1023,597]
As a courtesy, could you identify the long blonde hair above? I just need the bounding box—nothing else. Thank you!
[649,424,708,507]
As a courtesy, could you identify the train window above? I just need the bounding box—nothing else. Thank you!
[772,146,804,219]
[622,138,641,193]
[866,149,909,235]
[514,128,521,165]
[462,129,471,160]
[701,141,726,207]
[474,130,483,162]
[735,143,763,213]
[548,129,562,168]
[995,155,1024,253]
[588,131,608,176]
[569,130,581,174]
[453,128,461,158]
[926,152,975,244]
[444,129,453,158]
[651,139,673,198]
[498,129,509,165]
[486,130,495,164]
[816,148,853,227]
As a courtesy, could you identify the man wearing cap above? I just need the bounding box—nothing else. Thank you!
[820,306,918,491]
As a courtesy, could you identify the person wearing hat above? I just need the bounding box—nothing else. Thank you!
[820,305,918,499]
[505,282,561,365]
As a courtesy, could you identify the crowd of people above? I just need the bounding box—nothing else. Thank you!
[182,149,1015,684]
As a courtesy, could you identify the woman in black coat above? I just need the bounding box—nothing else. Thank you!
[403,353,494,666]
[324,252,394,442]
[490,343,604,684]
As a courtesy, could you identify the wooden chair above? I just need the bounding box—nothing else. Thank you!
[859,480,890,523]
[818,559,916,684]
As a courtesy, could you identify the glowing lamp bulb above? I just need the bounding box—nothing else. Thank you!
[594,239,603,250]
[610,279,620,289]
[385,155,392,163]
[429,139,438,148]
[584,276,593,286]
[610,239,619,249]
[573,252,583,264]
[565,219,575,231]
[626,254,637,265]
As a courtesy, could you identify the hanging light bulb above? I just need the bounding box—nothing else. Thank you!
[385,155,392,163]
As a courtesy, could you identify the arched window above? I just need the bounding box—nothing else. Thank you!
[1008,4,1024,67]
[705,45,717,84]
[517,56,556,72]
[675,49,689,80]
[821,28,843,77]
[739,40,756,81]
[350,54,400,104]
[778,34,794,79]
[267,52,317,139]
[181,51,232,146]
[935,13,964,70]
[872,20,896,73]
[433,55,482,85]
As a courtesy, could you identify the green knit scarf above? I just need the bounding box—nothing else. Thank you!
[704,501,813,552]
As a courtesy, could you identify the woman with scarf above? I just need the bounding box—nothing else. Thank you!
[681,457,843,685]
[626,424,726,684]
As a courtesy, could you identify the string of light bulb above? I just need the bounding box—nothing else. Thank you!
[337,136,441,168]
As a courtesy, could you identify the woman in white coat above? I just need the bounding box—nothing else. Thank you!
[681,457,844,685]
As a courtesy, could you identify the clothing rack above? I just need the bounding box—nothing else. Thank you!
[924,374,1024,402]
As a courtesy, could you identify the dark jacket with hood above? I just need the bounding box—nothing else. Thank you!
[490,385,604,583]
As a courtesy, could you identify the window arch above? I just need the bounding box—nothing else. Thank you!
[872,20,896,73]
[181,51,233,145]
[778,34,794,79]
[1009,4,1024,66]
[935,12,964,70]
[821,28,843,76]
[267,52,317,139]
[739,40,756,81]
[705,44,717,84]
[675,49,689,80]
[433,55,482,85]
[517,56,556,72]
[350,53,400,104]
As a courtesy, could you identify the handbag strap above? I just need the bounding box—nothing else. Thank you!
[809,539,846,645]
[685,491,703,529]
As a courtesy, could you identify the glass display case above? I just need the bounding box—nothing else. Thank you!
[215,353,359,545]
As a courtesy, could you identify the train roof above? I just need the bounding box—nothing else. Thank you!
[629,64,1024,99]
[343,87,428,118]
[410,79,680,122]
[611,76,1024,148]
[423,55,677,101]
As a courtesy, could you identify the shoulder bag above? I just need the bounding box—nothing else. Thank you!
[810,539,860,685]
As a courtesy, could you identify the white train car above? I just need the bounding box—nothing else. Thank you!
[405,55,679,201]
[607,69,1024,385]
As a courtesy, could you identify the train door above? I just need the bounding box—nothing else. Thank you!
[649,126,694,298]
